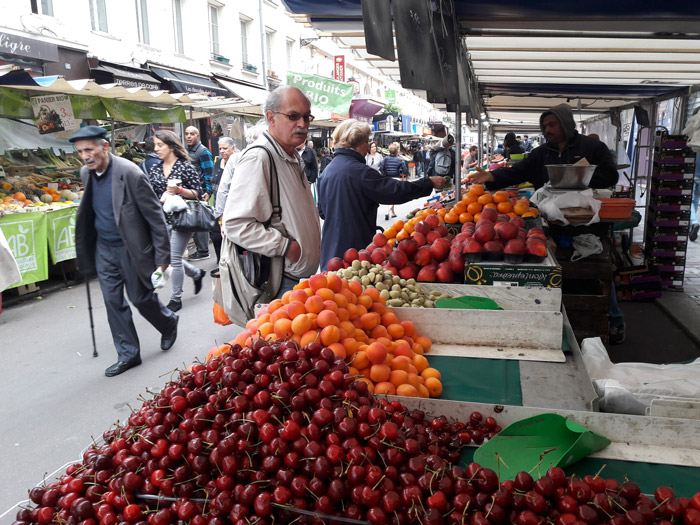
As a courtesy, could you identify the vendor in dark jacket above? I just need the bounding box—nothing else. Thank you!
[467,104,618,190]
[317,119,446,270]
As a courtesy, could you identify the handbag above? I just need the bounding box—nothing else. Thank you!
[171,199,217,232]
[218,145,285,326]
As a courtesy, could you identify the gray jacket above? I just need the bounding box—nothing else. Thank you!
[75,154,171,288]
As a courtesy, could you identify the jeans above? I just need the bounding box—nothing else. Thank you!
[193,231,210,255]
[273,274,300,300]
[169,228,201,301]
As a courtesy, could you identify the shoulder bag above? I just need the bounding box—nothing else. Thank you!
[218,144,285,326]
[171,199,217,232]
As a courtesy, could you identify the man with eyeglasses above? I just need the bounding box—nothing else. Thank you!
[222,86,321,299]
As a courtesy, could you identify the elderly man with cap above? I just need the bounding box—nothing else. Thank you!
[72,126,178,377]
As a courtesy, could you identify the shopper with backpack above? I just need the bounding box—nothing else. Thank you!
[381,142,408,219]
[426,123,456,179]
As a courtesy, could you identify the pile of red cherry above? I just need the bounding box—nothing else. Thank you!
[13,337,700,525]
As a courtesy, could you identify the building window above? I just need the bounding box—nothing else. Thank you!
[173,0,184,54]
[31,0,54,15]
[209,4,220,56]
[89,0,108,32]
[240,19,249,66]
[265,31,274,71]
[135,0,149,45]
[286,38,294,69]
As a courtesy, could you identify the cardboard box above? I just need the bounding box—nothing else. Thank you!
[464,249,561,288]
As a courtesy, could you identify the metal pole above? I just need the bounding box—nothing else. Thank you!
[454,106,462,201]
[477,119,483,165]
[110,118,115,153]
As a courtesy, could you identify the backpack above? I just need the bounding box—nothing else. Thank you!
[434,150,452,176]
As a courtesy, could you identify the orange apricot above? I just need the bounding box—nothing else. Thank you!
[369,364,391,383]
[300,329,320,347]
[328,342,346,359]
[273,318,293,338]
[305,295,324,314]
[351,350,370,370]
[308,273,328,292]
[424,377,443,397]
[396,384,419,397]
[386,323,405,340]
[326,274,343,293]
[412,354,429,373]
[389,369,409,387]
[366,342,388,365]
[317,310,339,328]
[415,335,432,352]
[374,382,396,395]
[400,321,416,338]
[421,367,442,380]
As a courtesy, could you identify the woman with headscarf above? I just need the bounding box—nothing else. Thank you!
[317,119,446,270]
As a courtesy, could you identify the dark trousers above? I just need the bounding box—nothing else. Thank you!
[273,274,300,300]
[95,243,177,361]
[210,227,222,263]
[193,231,210,255]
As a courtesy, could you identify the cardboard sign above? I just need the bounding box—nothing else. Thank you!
[30,94,78,134]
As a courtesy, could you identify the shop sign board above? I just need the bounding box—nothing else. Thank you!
[0,29,59,62]
[0,211,48,287]
[30,94,78,134]
[287,71,353,115]
[385,90,395,103]
[333,56,345,82]
[47,207,76,264]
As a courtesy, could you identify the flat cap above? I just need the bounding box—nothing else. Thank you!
[69,125,108,142]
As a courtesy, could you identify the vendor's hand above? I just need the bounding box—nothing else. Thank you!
[467,166,495,185]
[286,240,301,263]
[429,176,446,189]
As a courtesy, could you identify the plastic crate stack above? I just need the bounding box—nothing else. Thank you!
[645,132,695,291]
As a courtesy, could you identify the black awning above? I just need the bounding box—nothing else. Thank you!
[91,63,162,90]
[150,66,229,97]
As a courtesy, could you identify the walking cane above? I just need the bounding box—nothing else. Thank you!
[85,279,98,357]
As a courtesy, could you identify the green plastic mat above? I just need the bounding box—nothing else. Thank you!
[430,355,523,405]
[460,448,700,498]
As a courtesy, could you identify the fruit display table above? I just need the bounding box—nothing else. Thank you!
[424,308,598,411]
[389,397,700,497]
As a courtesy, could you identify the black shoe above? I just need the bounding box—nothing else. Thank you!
[189,252,210,261]
[161,315,178,351]
[105,356,142,377]
[193,269,205,295]
[609,324,625,345]
[690,223,699,242]
[167,299,182,312]
[385,214,389,220]
[391,214,397,218]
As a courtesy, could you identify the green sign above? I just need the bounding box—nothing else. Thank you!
[385,90,396,104]
[47,206,77,263]
[286,71,353,115]
[0,212,48,288]
[0,87,34,118]
[101,98,186,124]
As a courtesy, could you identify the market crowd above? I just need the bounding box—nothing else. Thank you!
[72,85,623,377]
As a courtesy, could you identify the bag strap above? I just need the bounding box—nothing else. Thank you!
[241,145,281,226]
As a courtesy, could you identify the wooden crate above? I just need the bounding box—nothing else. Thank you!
[393,284,565,362]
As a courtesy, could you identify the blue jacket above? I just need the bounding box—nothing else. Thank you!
[381,155,408,178]
[317,148,434,270]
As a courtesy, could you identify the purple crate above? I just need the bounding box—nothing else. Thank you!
[652,172,694,181]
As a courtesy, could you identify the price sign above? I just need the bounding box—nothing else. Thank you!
[30,94,78,134]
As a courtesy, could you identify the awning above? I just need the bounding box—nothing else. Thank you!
[92,63,161,91]
[349,97,385,120]
[150,66,229,97]
[215,77,268,106]
[0,69,194,104]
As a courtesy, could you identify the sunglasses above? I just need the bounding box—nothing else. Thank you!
[275,111,315,123]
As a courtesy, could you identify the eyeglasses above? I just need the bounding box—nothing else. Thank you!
[275,111,315,123]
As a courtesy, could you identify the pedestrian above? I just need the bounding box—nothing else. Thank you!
[462,145,478,172]
[222,86,321,299]
[139,136,160,176]
[523,134,532,152]
[503,132,524,160]
[381,142,409,219]
[427,124,456,178]
[317,119,445,270]
[319,147,332,174]
[299,139,319,184]
[422,144,431,176]
[72,126,178,377]
[209,137,236,263]
[366,141,383,172]
[413,143,424,178]
[184,126,214,261]
[149,130,207,313]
